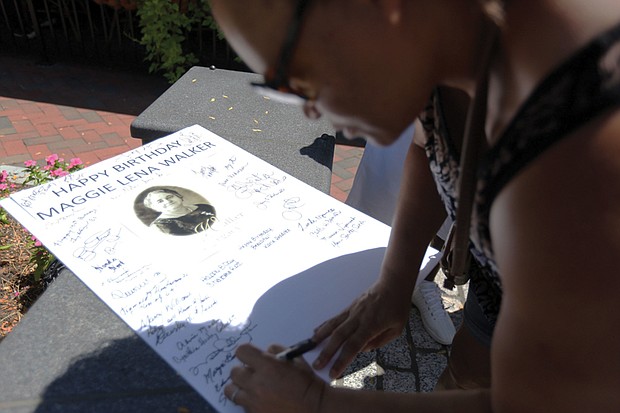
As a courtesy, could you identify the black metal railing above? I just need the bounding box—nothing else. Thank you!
[0,0,242,74]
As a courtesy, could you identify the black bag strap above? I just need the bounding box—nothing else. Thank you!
[442,23,499,289]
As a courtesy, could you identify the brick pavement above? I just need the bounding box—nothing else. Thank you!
[0,96,141,167]
[0,56,363,202]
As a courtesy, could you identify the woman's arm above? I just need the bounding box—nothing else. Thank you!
[228,343,493,413]
[312,121,447,378]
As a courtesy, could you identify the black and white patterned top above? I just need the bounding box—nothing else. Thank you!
[420,22,620,323]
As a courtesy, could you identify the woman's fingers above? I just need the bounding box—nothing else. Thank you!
[225,344,267,407]
[329,319,388,378]
[235,343,265,366]
[312,311,349,343]
[229,362,254,387]
[224,383,246,406]
[312,311,389,378]
[364,329,396,352]
[312,312,359,371]
[267,344,287,354]
[226,343,326,413]
[310,283,412,378]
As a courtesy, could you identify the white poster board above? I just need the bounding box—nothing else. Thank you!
[1,125,437,412]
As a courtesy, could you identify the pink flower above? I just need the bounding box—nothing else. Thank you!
[43,165,51,171]
[31,235,42,247]
[0,183,7,190]
[51,168,68,177]
[45,154,59,165]
[69,158,83,168]
[0,170,7,182]
[24,159,37,167]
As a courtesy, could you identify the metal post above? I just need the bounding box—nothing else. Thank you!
[26,0,52,64]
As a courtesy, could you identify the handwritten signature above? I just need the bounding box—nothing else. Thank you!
[228,172,286,200]
[187,321,257,377]
[194,165,217,179]
[281,197,304,221]
[53,211,97,246]
[73,227,121,262]
[93,257,125,273]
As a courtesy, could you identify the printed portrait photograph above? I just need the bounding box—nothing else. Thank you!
[134,186,217,236]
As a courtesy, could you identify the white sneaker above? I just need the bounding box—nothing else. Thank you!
[412,280,456,345]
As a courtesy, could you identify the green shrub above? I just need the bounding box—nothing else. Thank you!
[137,0,221,83]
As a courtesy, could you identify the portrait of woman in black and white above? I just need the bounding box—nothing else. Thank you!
[135,187,217,236]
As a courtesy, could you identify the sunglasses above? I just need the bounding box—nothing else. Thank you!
[250,0,312,105]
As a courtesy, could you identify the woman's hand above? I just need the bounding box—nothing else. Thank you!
[311,277,413,379]
[225,343,327,413]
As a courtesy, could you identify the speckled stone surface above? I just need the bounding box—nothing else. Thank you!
[130,66,337,194]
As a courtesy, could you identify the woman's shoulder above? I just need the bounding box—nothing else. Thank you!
[480,21,620,208]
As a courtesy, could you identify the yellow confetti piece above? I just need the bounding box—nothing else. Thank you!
[252,128,262,132]
[192,78,197,83]
[210,98,216,102]
[228,107,233,111]
[263,96,271,100]
[265,111,269,114]
[253,119,259,124]
[222,95,229,98]
[208,116,216,120]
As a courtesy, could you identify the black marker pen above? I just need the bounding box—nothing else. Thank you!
[275,338,317,360]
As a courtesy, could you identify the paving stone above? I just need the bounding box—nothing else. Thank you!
[80,110,105,123]
[45,138,88,150]
[0,115,15,134]
[11,119,35,134]
[58,106,84,121]
[27,143,52,159]
[0,153,30,166]
[382,369,419,393]
[416,352,448,392]
[58,126,82,139]
[378,331,413,369]
[409,308,445,350]
[335,359,384,391]
[101,132,126,146]
[23,134,64,146]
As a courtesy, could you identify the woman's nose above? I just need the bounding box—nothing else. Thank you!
[302,100,322,120]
